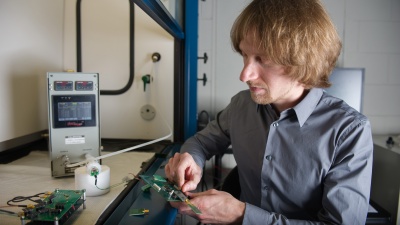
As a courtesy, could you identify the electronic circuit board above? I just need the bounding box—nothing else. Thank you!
[21,189,85,224]
[139,175,202,214]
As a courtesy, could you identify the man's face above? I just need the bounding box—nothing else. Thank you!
[239,34,303,107]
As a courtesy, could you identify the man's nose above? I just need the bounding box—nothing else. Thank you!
[240,62,257,83]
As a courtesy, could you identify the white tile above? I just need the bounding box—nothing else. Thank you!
[344,52,389,85]
[197,54,213,113]
[198,19,213,50]
[346,0,391,21]
[363,84,400,116]
[359,21,400,53]
[388,54,400,84]
[199,0,213,20]
[368,115,400,135]
[322,0,345,39]
[336,52,345,68]
[390,0,400,21]
[343,21,360,53]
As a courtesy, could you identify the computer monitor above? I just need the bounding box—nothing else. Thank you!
[324,68,365,112]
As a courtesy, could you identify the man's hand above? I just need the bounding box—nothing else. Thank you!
[164,152,202,192]
[171,189,245,224]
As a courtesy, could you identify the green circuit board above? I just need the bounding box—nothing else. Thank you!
[21,189,85,224]
[140,175,201,214]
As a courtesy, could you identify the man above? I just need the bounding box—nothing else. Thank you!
[165,0,373,224]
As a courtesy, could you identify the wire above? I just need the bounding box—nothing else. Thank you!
[6,192,46,207]
[66,119,172,168]
[94,173,141,190]
[0,208,18,217]
[95,180,127,190]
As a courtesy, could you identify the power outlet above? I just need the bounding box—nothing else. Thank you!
[140,104,156,120]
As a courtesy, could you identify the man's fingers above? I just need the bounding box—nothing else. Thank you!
[164,152,202,191]
[182,179,199,192]
[165,153,180,181]
[176,157,190,188]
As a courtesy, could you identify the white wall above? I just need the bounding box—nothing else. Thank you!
[0,0,175,149]
[340,0,400,134]
[198,0,400,135]
[63,0,174,140]
[197,0,250,118]
[0,0,64,143]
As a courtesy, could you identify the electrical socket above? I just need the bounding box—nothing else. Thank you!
[140,104,156,120]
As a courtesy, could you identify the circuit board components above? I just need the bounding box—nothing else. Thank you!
[139,175,202,214]
[20,189,86,225]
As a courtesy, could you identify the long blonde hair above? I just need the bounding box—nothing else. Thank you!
[231,0,342,88]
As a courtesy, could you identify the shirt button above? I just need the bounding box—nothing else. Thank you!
[265,155,272,161]
[264,186,270,191]
[272,122,279,127]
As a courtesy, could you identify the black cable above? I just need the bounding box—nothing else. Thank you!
[76,0,82,72]
[76,0,135,95]
[0,208,18,215]
[7,192,46,207]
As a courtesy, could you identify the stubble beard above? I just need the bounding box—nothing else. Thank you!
[250,88,273,105]
[249,81,295,105]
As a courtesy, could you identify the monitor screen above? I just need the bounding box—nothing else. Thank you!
[324,68,365,112]
[58,102,92,121]
[52,95,96,128]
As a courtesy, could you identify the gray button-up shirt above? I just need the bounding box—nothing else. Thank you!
[181,88,373,224]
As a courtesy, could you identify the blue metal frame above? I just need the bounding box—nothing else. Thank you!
[133,0,198,140]
[184,1,198,139]
[133,0,184,40]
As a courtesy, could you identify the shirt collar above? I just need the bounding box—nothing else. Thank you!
[292,88,323,127]
[255,88,323,126]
